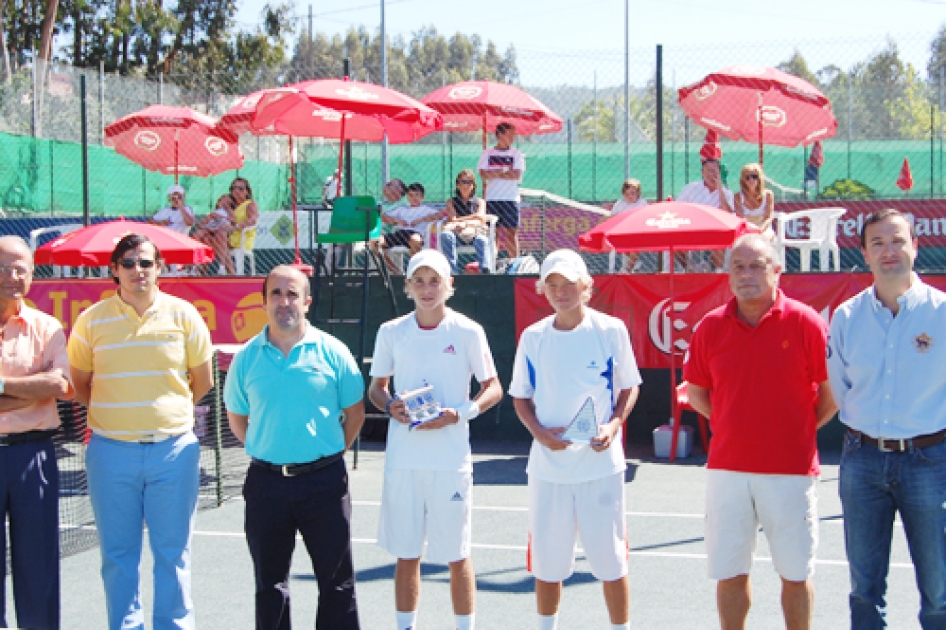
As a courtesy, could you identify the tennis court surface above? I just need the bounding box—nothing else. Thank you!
[52,442,926,629]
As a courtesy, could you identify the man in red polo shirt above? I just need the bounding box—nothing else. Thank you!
[684,234,837,630]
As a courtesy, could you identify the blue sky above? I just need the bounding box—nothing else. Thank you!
[234,0,946,87]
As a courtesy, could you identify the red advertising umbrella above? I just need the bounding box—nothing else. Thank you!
[678,66,837,166]
[897,157,914,193]
[808,140,825,167]
[422,80,563,148]
[34,218,214,267]
[218,89,284,136]
[218,79,443,273]
[104,105,243,182]
[579,200,758,461]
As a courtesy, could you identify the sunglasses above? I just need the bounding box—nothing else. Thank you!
[118,258,156,270]
[744,174,760,180]
[230,185,246,191]
[457,179,475,185]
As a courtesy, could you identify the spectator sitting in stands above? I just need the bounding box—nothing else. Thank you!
[440,169,491,274]
[733,163,775,239]
[611,178,650,273]
[151,184,195,235]
[372,183,443,268]
[193,194,237,275]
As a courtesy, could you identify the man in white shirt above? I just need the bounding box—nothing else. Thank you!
[509,249,642,630]
[151,184,195,235]
[478,123,526,259]
[368,249,502,630]
[677,157,734,272]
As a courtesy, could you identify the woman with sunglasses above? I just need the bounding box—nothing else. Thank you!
[440,169,491,274]
[734,163,775,239]
[228,177,259,255]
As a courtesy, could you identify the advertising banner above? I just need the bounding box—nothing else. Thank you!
[515,274,946,369]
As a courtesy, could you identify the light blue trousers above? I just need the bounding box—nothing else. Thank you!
[86,432,200,630]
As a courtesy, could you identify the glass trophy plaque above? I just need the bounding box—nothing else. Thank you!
[560,397,599,445]
[398,385,442,428]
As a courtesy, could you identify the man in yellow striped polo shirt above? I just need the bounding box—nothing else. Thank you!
[67,233,213,630]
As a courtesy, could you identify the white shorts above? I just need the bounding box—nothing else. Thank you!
[527,472,627,583]
[378,469,472,564]
[705,469,819,582]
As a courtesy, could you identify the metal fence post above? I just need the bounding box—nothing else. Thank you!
[567,118,573,199]
[212,351,225,507]
[81,75,90,226]
[656,44,664,201]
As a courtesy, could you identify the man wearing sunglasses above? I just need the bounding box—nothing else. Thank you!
[0,236,73,630]
[68,234,214,630]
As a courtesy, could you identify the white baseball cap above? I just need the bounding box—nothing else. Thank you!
[540,249,589,282]
[406,249,452,280]
[167,184,186,197]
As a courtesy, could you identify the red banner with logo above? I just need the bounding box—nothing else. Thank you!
[27,277,267,344]
[515,274,946,369]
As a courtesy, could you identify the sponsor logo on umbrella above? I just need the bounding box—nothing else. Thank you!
[335,86,380,101]
[205,137,229,156]
[646,212,692,229]
[694,81,717,100]
[758,105,787,127]
[311,109,346,122]
[445,121,471,129]
[449,86,482,100]
[500,106,537,116]
[134,131,161,151]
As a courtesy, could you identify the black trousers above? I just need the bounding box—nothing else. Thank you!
[244,458,359,630]
[0,438,59,630]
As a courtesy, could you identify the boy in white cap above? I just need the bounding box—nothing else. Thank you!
[151,184,195,235]
[509,249,642,630]
[368,249,503,630]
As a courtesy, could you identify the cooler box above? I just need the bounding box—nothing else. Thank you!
[653,424,693,459]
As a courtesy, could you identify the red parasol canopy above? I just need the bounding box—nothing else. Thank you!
[421,80,563,137]
[34,219,214,267]
[808,140,825,167]
[104,105,243,181]
[579,200,757,253]
[897,157,914,192]
[678,66,838,164]
[218,89,283,136]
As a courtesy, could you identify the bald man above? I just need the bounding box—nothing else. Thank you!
[0,235,73,629]
[224,266,366,629]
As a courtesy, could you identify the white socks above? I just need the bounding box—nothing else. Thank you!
[396,610,418,630]
[538,613,559,630]
[612,624,630,630]
[397,610,475,629]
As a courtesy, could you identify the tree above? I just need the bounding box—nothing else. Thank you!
[777,50,820,87]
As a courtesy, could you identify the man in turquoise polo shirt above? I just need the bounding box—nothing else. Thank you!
[224,265,365,630]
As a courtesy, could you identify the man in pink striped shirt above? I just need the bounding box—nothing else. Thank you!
[0,235,73,629]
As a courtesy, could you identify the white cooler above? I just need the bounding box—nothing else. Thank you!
[653,423,693,459]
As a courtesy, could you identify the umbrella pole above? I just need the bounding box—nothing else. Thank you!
[288,136,312,275]
[668,245,681,462]
[174,129,180,185]
[337,114,347,194]
[758,93,764,168]
[482,112,487,150]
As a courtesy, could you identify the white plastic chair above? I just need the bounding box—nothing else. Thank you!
[436,215,499,273]
[774,208,846,272]
[386,223,438,274]
[29,224,83,277]
[230,228,257,275]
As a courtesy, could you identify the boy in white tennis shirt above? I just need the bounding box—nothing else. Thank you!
[368,249,503,630]
[510,249,642,630]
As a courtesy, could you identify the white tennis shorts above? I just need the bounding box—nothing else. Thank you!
[527,472,627,583]
[377,469,472,564]
[705,469,819,582]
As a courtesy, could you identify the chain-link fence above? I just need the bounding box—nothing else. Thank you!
[2,32,946,274]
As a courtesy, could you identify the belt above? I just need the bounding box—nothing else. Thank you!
[91,429,177,444]
[0,429,57,446]
[849,429,946,453]
[251,451,344,477]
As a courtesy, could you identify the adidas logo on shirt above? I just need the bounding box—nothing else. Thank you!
[443,345,456,354]
[450,491,463,501]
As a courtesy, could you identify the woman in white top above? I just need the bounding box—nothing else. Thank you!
[610,179,648,272]
[733,163,775,239]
